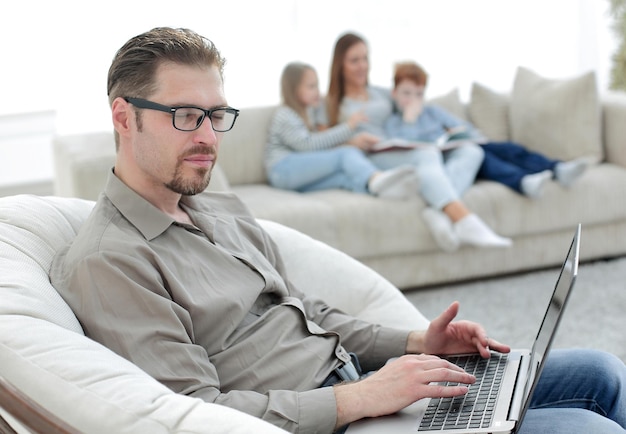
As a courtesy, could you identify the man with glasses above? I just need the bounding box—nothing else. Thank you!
[50,27,626,434]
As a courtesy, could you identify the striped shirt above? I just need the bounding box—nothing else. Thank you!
[264,105,354,171]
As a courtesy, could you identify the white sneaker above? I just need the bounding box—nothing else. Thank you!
[521,170,552,199]
[554,158,589,188]
[422,208,460,252]
[369,166,419,200]
[454,214,512,248]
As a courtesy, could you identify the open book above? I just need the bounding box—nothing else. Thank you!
[370,126,484,153]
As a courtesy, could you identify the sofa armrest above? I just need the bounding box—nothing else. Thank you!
[53,132,231,199]
[53,132,115,200]
[602,91,626,167]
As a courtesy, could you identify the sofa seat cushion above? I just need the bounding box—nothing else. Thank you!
[230,185,340,247]
[233,185,442,258]
[235,165,626,261]
[464,164,626,237]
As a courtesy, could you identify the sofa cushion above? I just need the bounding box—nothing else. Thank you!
[468,82,511,141]
[53,132,116,200]
[219,105,277,186]
[234,186,438,259]
[510,67,602,163]
[602,91,626,167]
[231,184,340,247]
[428,88,468,121]
[465,164,626,237]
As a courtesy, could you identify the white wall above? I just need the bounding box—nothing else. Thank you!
[0,0,618,190]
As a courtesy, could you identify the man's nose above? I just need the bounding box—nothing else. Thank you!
[195,116,219,143]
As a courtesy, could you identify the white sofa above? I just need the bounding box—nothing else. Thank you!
[53,67,626,289]
[0,194,428,433]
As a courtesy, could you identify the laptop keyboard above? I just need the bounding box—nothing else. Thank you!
[418,353,508,431]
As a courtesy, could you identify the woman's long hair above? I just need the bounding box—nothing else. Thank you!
[326,32,367,127]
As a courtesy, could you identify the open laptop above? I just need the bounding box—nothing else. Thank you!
[347,224,581,434]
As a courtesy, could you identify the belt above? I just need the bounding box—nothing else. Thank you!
[321,353,362,387]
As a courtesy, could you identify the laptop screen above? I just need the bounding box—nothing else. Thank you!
[517,224,581,429]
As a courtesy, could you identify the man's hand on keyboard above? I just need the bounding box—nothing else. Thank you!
[333,353,476,428]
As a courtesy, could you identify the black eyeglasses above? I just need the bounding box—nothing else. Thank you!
[124,97,239,132]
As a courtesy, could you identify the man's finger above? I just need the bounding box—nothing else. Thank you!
[430,301,460,331]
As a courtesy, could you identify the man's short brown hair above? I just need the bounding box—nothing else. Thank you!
[107,27,226,148]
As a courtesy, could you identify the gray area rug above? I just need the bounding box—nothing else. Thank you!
[403,256,626,362]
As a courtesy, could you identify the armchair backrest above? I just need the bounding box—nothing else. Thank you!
[0,194,92,332]
[0,194,287,434]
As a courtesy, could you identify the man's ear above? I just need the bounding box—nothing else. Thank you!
[111,97,132,134]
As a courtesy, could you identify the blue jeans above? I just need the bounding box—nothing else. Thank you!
[478,142,560,193]
[368,144,484,210]
[519,349,625,433]
[267,147,376,193]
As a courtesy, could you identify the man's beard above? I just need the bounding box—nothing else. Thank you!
[165,152,213,196]
[165,167,211,196]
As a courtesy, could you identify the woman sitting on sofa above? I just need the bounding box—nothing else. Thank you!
[322,32,511,251]
[264,61,419,199]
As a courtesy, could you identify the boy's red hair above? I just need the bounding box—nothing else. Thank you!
[393,61,428,88]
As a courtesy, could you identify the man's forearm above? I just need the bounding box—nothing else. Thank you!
[334,381,368,429]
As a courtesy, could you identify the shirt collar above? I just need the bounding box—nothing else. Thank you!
[104,169,177,241]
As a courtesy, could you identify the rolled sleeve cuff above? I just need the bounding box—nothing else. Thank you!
[298,386,338,434]
[369,327,412,368]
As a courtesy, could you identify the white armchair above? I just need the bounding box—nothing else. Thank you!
[0,194,429,433]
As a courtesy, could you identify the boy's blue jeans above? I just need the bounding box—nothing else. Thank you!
[369,144,484,210]
[478,142,560,193]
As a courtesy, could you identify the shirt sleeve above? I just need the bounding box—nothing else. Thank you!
[298,289,410,372]
[386,106,482,143]
[384,112,413,139]
[269,106,354,152]
[428,105,478,133]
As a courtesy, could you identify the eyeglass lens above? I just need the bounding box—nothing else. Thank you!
[173,108,236,132]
